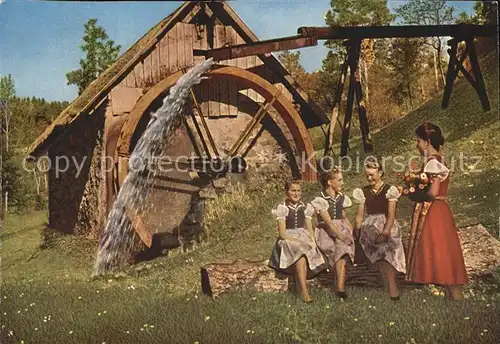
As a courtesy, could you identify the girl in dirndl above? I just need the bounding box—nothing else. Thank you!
[311,166,355,299]
[353,159,406,300]
[406,121,468,300]
[268,180,327,302]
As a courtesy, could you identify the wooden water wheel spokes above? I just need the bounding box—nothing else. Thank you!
[115,65,318,183]
[227,88,281,158]
[112,65,318,248]
[189,89,219,159]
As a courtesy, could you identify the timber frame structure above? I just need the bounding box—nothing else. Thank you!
[208,23,496,156]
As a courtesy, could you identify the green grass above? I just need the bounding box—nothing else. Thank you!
[2,54,499,343]
[2,192,500,343]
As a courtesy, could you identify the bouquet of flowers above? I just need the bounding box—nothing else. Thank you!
[398,169,438,202]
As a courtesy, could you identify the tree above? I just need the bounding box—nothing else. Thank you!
[1,75,16,216]
[1,75,15,152]
[66,18,121,95]
[319,0,392,153]
[387,38,425,111]
[278,51,317,96]
[0,74,15,100]
[324,0,393,102]
[473,1,498,25]
[395,0,455,89]
[471,1,498,56]
[455,11,474,24]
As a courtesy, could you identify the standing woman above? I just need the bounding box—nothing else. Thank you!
[268,180,327,302]
[353,159,406,300]
[406,121,468,300]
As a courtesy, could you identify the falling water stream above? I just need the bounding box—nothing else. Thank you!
[93,59,214,275]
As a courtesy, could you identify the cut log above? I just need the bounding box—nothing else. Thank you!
[200,224,500,297]
[201,259,288,297]
[459,223,500,278]
[200,254,418,298]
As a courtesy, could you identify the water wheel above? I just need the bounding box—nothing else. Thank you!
[111,65,317,251]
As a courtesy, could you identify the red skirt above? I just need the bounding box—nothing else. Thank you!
[408,200,468,285]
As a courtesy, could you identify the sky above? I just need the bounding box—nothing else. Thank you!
[0,0,476,102]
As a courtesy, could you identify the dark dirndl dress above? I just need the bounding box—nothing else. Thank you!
[311,192,355,267]
[268,201,327,278]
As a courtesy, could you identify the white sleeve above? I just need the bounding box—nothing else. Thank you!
[424,159,450,181]
[385,185,401,202]
[304,203,315,219]
[343,195,352,208]
[352,188,366,204]
[311,197,329,213]
[271,204,289,220]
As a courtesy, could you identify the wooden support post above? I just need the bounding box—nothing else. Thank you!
[324,59,348,157]
[353,72,373,153]
[442,38,460,109]
[340,39,361,157]
[466,37,491,111]
[442,36,490,111]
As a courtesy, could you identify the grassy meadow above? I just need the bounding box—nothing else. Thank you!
[1,55,499,343]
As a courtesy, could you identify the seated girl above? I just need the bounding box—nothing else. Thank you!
[353,159,406,300]
[268,180,327,302]
[311,166,355,299]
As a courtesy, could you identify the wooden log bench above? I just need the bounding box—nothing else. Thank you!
[201,224,500,298]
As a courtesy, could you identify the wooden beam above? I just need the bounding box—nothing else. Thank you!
[182,116,203,158]
[324,60,348,156]
[340,40,361,157]
[442,37,491,111]
[124,208,153,248]
[456,63,479,90]
[190,90,219,157]
[442,38,460,109]
[228,92,280,157]
[298,24,496,39]
[206,35,318,61]
[466,37,491,111]
[355,85,373,153]
[207,1,328,127]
